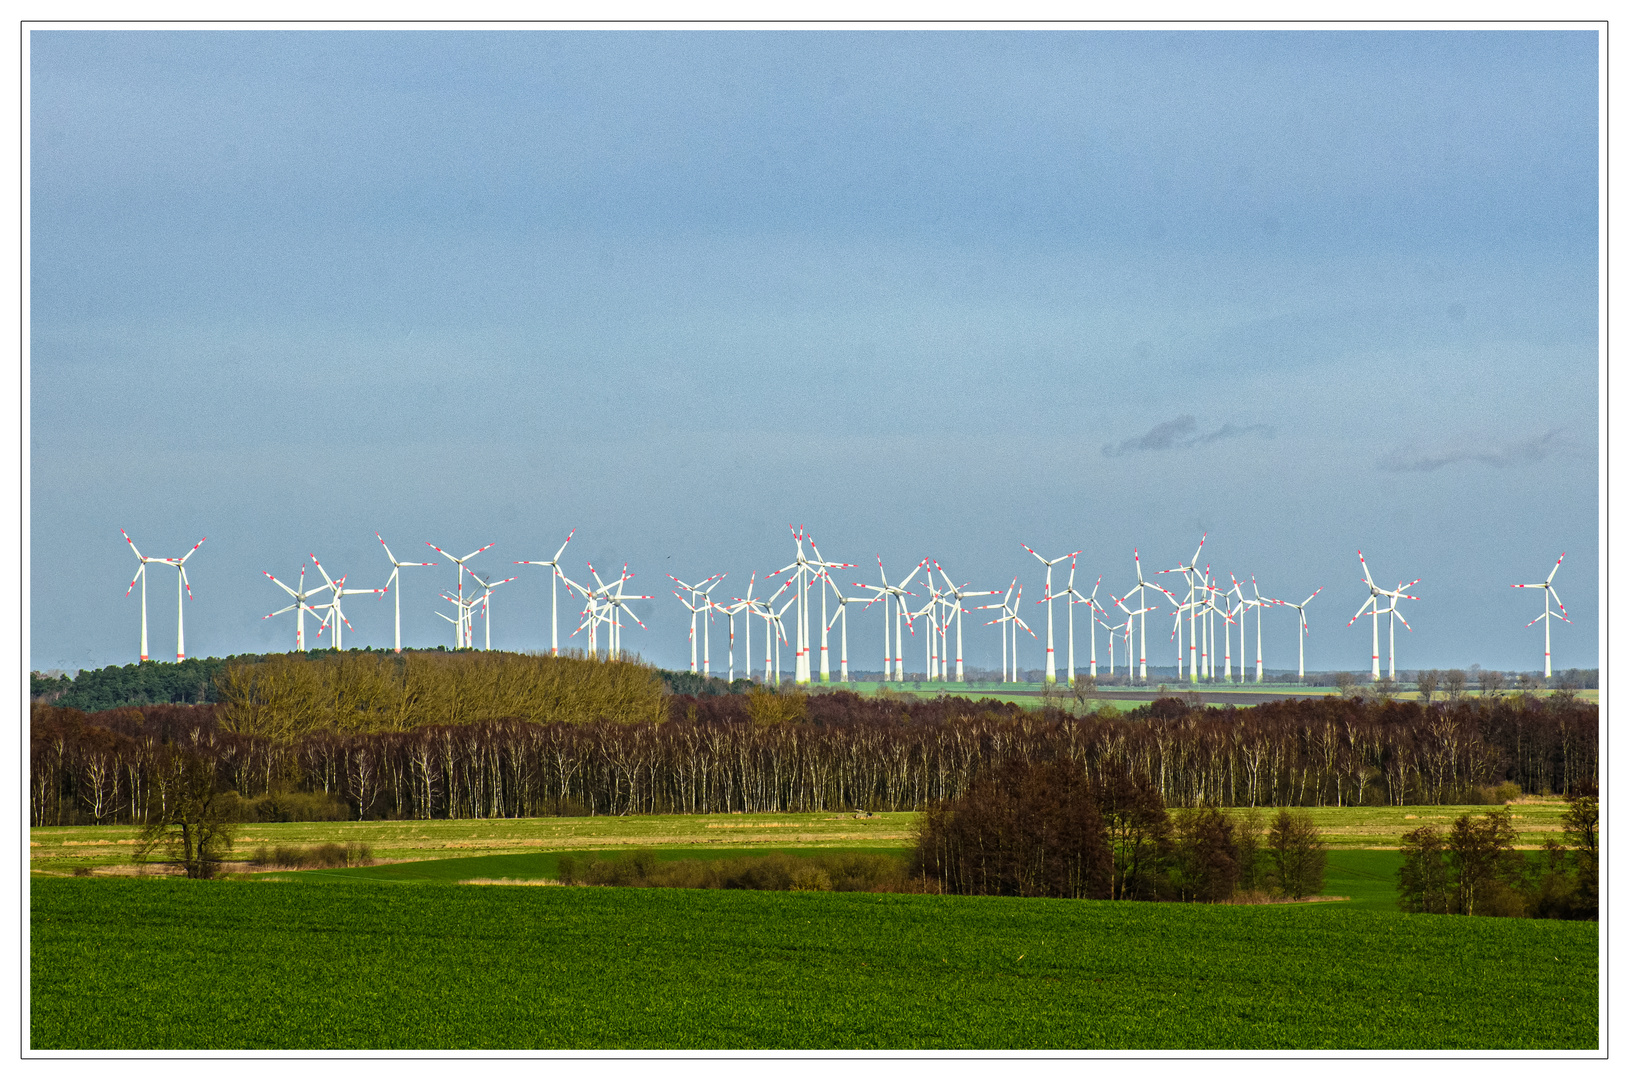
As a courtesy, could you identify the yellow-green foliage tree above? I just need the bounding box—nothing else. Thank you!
[218,651,664,739]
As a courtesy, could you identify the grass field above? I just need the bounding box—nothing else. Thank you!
[258,844,1408,911]
[31,802,1575,876]
[30,877,1597,1050]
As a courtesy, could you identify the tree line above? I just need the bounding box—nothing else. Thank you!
[30,688,1596,827]
[915,760,1330,902]
[30,650,1599,713]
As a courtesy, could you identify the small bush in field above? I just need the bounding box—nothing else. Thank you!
[558,850,912,893]
[249,842,373,869]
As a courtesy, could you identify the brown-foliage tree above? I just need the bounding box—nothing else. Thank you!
[914,759,1112,899]
[133,750,236,879]
[1169,807,1240,902]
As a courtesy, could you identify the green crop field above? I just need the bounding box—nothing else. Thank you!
[31,877,1596,1050]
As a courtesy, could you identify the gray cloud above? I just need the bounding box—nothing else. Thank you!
[1377,427,1566,473]
[1102,415,1272,458]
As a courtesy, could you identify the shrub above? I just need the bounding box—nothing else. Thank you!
[248,842,373,869]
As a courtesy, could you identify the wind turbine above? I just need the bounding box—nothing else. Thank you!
[1271,587,1322,680]
[1023,545,1081,685]
[310,554,384,650]
[670,573,725,674]
[976,581,1017,682]
[1111,596,1155,679]
[120,529,168,662]
[1071,576,1106,679]
[1053,560,1095,686]
[585,562,653,660]
[1242,575,1272,683]
[1349,551,1405,680]
[262,563,333,652]
[1122,549,1172,684]
[377,534,435,653]
[737,574,788,683]
[979,580,1034,683]
[802,534,854,684]
[1380,579,1421,680]
[1511,554,1569,678]
[514,529,577,656]
[467,568,518,651]
[854,557,924,683]
[132,534,206,663]
[822,570,866,683]
[716,593,750,683]
[1158,534,1208,684]
[426,541,494,651]
[769,527,819,684]
[934,564,998,683]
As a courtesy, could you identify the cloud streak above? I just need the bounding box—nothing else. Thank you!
[1102,416,1272,458]
[1377,427,1566,473]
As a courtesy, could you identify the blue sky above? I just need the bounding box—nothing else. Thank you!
[28,28,1600,676]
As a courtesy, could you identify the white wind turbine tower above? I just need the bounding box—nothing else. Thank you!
[426,541,494,652]
[1219,588,1243,683]
[907,574,946,681]
[1511,554,1569,678]
[692,577,727,677]
[822,570,866,684]
[979,580,1035,683]
[120,529,170,662]
[1023,545,1081,685]
[1097,608,1118,675]
[1072,576,1105,679]
[1111,596,1155,678]
[467,568,518,651]
[769,526,821,685]
[976,581,1017,682]
[514,529,577,657]
[670,573,725,674]
[716,593,751,683]
[738,574,789,683]
[1122,549,1172,684]
[1053,559,1095,687]
[262,563,333,652]
[143,535,206,662]
[1271,587,1322,680]
[438,589,481,648]
[854,557,924,683]
[1158,534,1208,684]
[585,562,652,661]
[934,563,997,683]
[730,573,762,682]
[1241,575,1272,683]
[803,535,853,684]
[310,554,384,651]
[765,588,796,684]
[1380,578,1421,680]
[377,534,435,654]
[1348,551,1403,680]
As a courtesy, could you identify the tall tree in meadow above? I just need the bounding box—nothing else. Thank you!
[1397,824,1451,914]
[133,750,235,879]
[1446,807,1523,916]
[1266,808,1326,899]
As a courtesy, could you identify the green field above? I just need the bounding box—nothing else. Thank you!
[31,802,1576,876]
[31,877,1596,1050]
